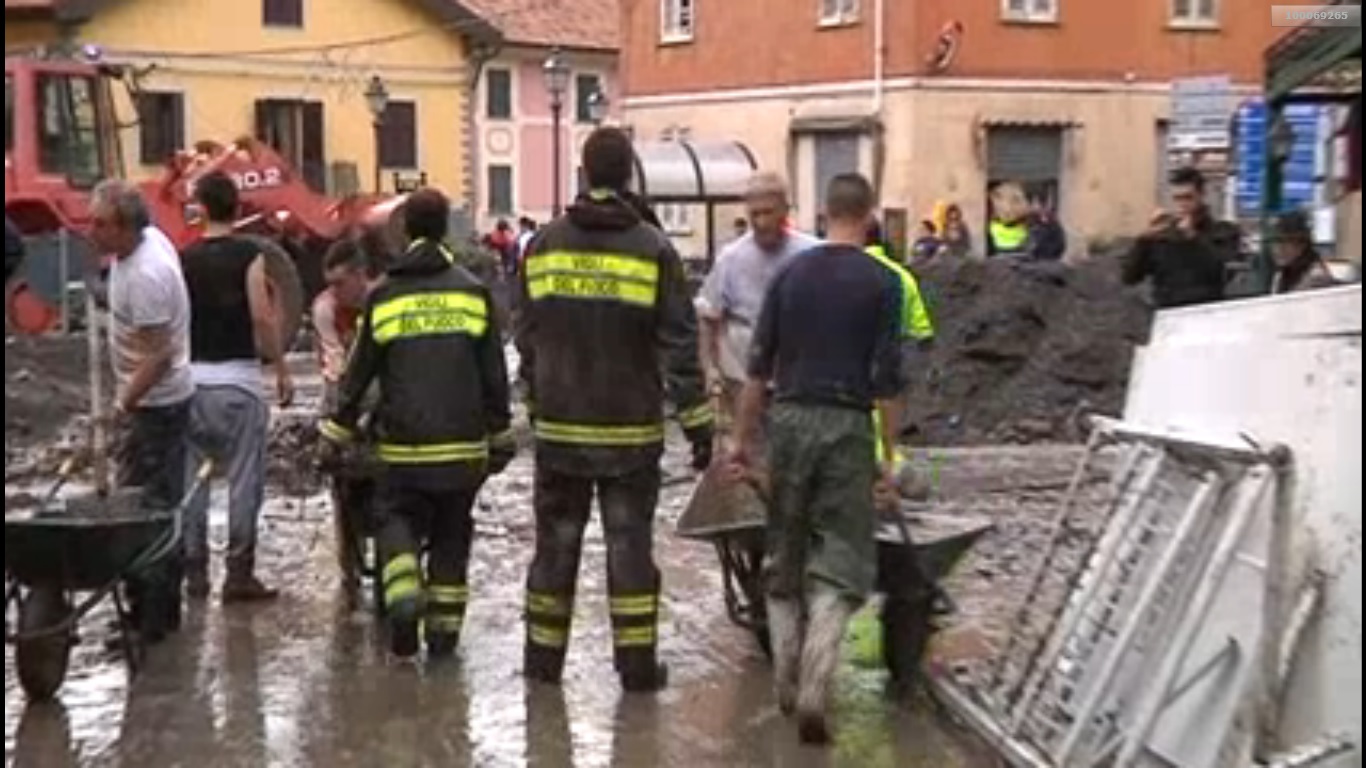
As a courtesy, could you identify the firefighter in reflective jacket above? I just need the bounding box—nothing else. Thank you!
[320,188,515,659]
[987,181,1031,258]
[515,128,714,692]
[864,226,935,470]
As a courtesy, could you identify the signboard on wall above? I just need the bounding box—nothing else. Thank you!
[1169,76,1234,151]
[1233,101,1321,217]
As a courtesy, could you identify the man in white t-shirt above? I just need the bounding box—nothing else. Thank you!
[89,179,194,644]
[696,172,820,441]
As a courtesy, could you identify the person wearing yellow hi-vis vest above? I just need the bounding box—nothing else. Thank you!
[863,224,935,471]
[320,189,515,659]
[514,128,714,692]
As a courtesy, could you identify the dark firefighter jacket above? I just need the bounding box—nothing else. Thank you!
[515,189,712,477]
[322,238,512,488]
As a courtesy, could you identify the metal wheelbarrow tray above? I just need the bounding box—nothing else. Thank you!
[676,461,995,668]
[5,464,211,703]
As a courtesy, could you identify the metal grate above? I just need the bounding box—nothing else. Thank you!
[936,420,1284,768]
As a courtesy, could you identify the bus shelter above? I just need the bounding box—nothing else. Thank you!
[630,139,759,269]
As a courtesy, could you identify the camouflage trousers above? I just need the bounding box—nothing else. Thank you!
[764,402,879,603]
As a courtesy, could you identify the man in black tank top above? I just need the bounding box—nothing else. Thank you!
[180,171,293,603]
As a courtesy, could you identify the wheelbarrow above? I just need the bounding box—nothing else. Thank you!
[676,461,993,691]
[4,462,215,702]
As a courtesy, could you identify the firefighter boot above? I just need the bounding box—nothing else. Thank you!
[425,582,468,659]
[381,552,424,658]
[796,588,857,745]
[611,591,668,693]
[766,597,802,716]
[524,590,574,684]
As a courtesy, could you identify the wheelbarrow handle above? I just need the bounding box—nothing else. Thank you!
[124,459,216,575]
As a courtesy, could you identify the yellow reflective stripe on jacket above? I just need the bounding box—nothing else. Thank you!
[864,246,935,341]
[408,238,457,264]
[525,250,660,308]
[871,408,908,465]
[377,441,489,464]
[534,420,666,447]
[676,403,714,430]
[609,594,658,617]
[371,291,489,344]
[990,221,1028,252]
[319,419,355,444]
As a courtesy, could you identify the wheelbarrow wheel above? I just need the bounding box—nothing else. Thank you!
[16,587,73,702]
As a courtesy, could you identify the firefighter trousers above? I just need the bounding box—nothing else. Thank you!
[375,480,479,653]
[524,463,662,685]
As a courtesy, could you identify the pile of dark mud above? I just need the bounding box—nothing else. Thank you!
[5,334,90,457]
[905,255,1152,445]
[266,416,327,496]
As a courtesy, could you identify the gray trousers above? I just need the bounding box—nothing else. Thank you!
[183,384,270,575]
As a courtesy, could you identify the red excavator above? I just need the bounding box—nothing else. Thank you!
[5,49,393,333]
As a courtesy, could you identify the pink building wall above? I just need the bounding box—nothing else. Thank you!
[474,50,618,229]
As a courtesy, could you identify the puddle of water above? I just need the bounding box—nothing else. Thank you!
[7,356,994,767]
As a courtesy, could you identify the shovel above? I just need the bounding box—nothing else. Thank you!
[85,287,110,498]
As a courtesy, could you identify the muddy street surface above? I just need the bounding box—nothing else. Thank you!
[5,350,1097,767]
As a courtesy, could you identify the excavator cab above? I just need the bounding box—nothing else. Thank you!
[5,54,124,235]
[5,53,124,331]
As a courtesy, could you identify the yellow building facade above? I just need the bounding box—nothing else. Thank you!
[6,0,478,199]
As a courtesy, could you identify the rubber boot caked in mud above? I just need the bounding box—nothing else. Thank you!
[796,589,856,746]
[619,658,669,693]
[426,632,459,660]
[387,598,422,659]
[766,597,802,716]
[524,647,567,684]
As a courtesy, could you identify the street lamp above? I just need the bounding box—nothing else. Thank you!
[364,75,390,194]
[587,88,609,125]
[543,47,570,215]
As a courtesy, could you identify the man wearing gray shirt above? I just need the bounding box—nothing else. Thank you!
[697,172,820,440]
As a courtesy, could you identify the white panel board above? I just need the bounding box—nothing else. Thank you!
[1124,286,1363,765]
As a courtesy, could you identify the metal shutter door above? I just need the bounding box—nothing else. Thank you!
[986,127,1062,183]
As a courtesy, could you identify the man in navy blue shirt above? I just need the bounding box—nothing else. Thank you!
[730,172,905,745]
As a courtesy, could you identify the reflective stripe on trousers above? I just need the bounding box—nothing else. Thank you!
[525,590,573,649]
[610,592,660,649]
[427,582,468,635]
[383,552,422,608]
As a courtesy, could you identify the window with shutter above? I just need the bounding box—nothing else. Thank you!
[263,0,303,27]
[486,68,512,120]
[379,101,417,169]
[1001,0,1056,22]
[819,0,858,25]
[661,0,694,42]
[1170,0,1217,25]
[487,165,514,214]
[136,91,184,166]
[575,73,602,124]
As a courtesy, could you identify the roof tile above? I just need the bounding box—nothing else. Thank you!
[457,0,617,51]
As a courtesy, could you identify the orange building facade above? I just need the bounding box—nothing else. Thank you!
[619,0,1284,255]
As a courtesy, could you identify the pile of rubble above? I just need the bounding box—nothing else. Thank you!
[904,255,1153,445]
